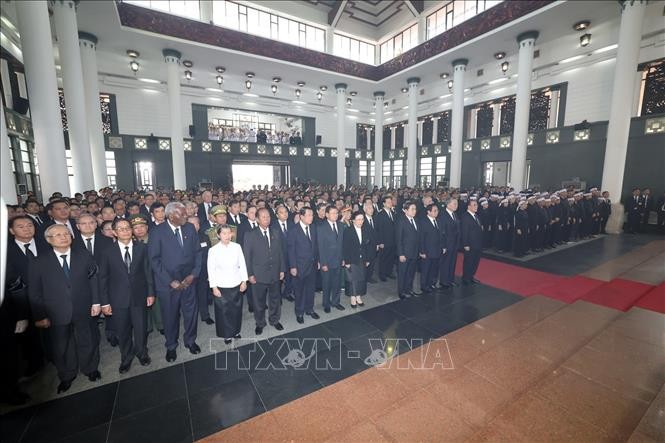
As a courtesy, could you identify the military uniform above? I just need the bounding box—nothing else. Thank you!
[205,205,238,246]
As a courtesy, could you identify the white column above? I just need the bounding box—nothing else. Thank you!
[374,91,385,187]
[432,118,439,144]
[335,83,347,186]
[200,0,213,22]
[417,120,423,146]
[79,32,108,190]
[390,126,396,149]
[449,59,467,189]
[326,26,335,55]
[366,127,371,151]
[418,14,427,44]
[492,103,501,136]
[15,0,70,197]
[406,77,419,187]
[1,97,17,204]
[53,0,95,193]
[510,31,538,192]
[601,1,647,234]
[163,49,186,189]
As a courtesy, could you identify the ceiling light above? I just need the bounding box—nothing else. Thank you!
[292,100,306,104]
[216,75,223,86]
[501,61,509,73]
[295,88,301,98]
[206,87,223,92]
[593,44,617,54]
[129,60,139,74]
[297,81,306,87]
[138,78,160,84]
[142,88,159,93]
[126,49,139,58]
[272,77,281,83]
[401,87,408,93]
[464,88,470,92]
[447,80,453,90]
[348,108,359,112]
[560,55,585,64]
[494,52,506,60]
[580,33,591,47]
[320,85,328,91]
[440,72,449,79]
[346,97,352,105]
[246,72,255,78]
[440,94,451,99]
[350,91,357,96]
[384,111,392,115]
[184,70,192,81]
[245,79,252,90]
[182,60,193,68]
[488,77,508,85]
[216,66,225,73]
[271,84,278,95]
[317,91,322,102]
[573,20,590,31]
[243,93,258,97]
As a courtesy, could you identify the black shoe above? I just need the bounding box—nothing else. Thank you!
[159,329,165,336]
[57,379,74,394]
[119,362,131,374]
[462,280,472,286]
[248,306,254,313]
[367,278,378,284]
[186,343,201,354]
[422,288,433,294]
[234,334,241,339]
[284,294,295,302]
[108,336,119,347]
[399,293,408,300]
[334,304,345,311]
[204,318,215,325]
[224,338,232,345]
[324,306,331,313]
[273,322,284,331]
[138,355,151,366]
[450,282,459,287]
[388,274,396,279]
[379,277,387,282]
[437,284,451,290]
[296,315,304,324]
[306,311,320,320]
[472,278,481,284]
[255,326,263,335]
[87,370,101,382]
[166,349,177,362]
[410,290,423,297]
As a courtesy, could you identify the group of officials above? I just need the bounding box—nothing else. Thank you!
[2,183,657,404]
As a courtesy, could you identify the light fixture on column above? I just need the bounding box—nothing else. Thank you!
[184,70,192,81]
[580,33,591,47]
[216,75,223,87]
[401,87,408,93]
[440,72,449,79]
[183,60,193,68]
[346,97,352,106]
[272,76,281,83]
[127,49,140,74]
[573,20,590,31]
[271,84,278,95]
[216,66,226,74]
[384,101,388,108]
[320,85,328,91]
[245,79,252,90]
[350,91,357,96]
[129,60,140,74]
[447,80,453,91]
[246,72,255,78]
[494,52,506,60]
[295,88,301,98]
[297,81,306,87]
[501,61,509,73]
[317,91,322,102]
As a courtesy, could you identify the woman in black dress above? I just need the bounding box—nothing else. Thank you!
[343,211,371,308]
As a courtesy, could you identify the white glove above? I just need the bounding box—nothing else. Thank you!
[15,320,29,334]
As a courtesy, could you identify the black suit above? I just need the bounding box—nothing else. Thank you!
[197,202,214,225]
[272,219,295,299]
[287,223,319,316]
[625,195,642,233]
[362,215,379,281]
[244,227,285,328]
[375,208,396,279]
[236,219,259,312]
[419,216,445,290]
[99,241,153,365]
[396,216,419,295]
[28,248,100,382]
[227,212,246,227]
[461,211,483,283]
[439,210,460,285]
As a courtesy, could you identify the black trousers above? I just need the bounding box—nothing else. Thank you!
[252,280,282,328]
[158,285,198,351]
[462,249,481,282]
[439,249,457,285]
[213,286,243,339]
[378,245,396,278]
[365,257,377,282]
[114,306,148,366]
[293,271,316,316]
[420,257,440,290]
[50,317,100,382]
[514,232,528,257]
[321,267,342,309]
[0,322,20,398]
[196,275,212,321]
[397,258,417,294]
[281,272,294,299]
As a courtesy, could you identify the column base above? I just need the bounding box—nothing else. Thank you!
[605,203,625,235]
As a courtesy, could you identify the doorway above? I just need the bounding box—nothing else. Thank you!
[483,160,531,188]
[231,162,289,191]
[134,161,155,191]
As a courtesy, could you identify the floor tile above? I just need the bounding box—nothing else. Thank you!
[322,314,380,343]
[56,422,109,443]
[184,352,247,396]
[249,366,322,410]
[108,398,192,443]
[197,411,282,442]
[607,308,665,349]
[629,385,665,442]
[0,404,35,443]
[309,343,369,386]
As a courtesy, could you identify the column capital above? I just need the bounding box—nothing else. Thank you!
[50,0,79,10]
[162,48,182,63]
[373,91,385,99]
[619,0,648,11]
[78,31,97,49]
[452,58,469,68]
[406,77,420,85]
[517,31,539,44]
[334,83,347,91]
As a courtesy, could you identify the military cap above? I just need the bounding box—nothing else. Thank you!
[210,205,227,216]
[130,214,148,226]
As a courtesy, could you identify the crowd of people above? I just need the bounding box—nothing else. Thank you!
[2,183,663,405]
[207,123,303,145]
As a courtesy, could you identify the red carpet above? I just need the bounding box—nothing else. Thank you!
[537,276,607,304]
[634,283,665,314]
[580,278,654,311]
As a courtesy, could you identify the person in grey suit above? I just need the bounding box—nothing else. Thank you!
[317,206,346,313]
[244,208,286,335]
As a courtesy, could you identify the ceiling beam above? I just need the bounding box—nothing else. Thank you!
[328,0,348,26]
[403,0,424,16]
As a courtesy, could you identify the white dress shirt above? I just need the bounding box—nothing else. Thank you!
[260,227,271,248]
[81,235,96,254]
[299,221,311,239]
[118,240,133,262]
[354,225,362,244]
[54,248,71,267]
[16,239,38,256]
[207,241,248,288]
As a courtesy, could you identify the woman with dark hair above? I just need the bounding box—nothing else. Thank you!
[207,224,248,344]
[343,211,370,308]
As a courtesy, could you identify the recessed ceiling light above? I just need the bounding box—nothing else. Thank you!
[573,20,590,31]
[243,93,258,97]
[297,81,306,87]
[184,70,192,80]
[350,91,357,96]
[292,100,306,104]
[138,78,160,84]
[320,85,328,91]
[246,72,255,78]
[215,66,225,73]
[401,87,408,93]
[206,87,223,92]
[494,52,506,60]
[440,72,449,79]
[579,33,591,47]
[272,77,281,83]
[488,77,508,85]
[182,60,193,68]
[560,55,585,64]
[126,49,139,58]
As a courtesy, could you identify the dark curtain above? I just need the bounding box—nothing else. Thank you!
[437,111,451,143]
[356,124,367,150]
[383,127,391,150]
[422,119,433,145]
[529,91,550,132]
[370,128,375,150]
[395,125,404,149]
[476,104,494,138]
[500,97,515,135]
[641,62,665,116]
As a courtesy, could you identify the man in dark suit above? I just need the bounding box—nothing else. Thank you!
[236,206,259,314]
[461,200,483,285]
[375,196,396,281]
[438,197,460,288]
[244,208,286,335]
[140,193,156,218]
[287,207,320,324]
[396,201,421,299]
[419,203,445,294]
[272,206,295,302]
[24,198,45,229]
[640,188,653,232]
[28,224,102,394]
[227,201,246,226]
[98,219,154,373]
[41,198,81,241]
[148,202,202,362]
[197,190,214,230]
[361,198,379,283]
[625,188,642,234]
[317,206,346,313]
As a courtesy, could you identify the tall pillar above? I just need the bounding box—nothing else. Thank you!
[53,0,95,193]
[15,1,70,198]
[374,92,385,187]
[163,49,186,190]
[406,77,419,187]
[601,1,647,234]
[390,127,396,149]
[79,32,108,190]
[432,118,439,144]
[418,14,427,43]
[449,59,468,189]
[335,83,347,186]
[509,31,538,192]
[1,97,17,204]
[326,26,335,54]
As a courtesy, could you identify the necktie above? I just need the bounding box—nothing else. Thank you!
[433,219,438,230]
[86,238,93,254]
[410,218,417,230]
[24,243,35,258]
[452,212,457,222]
[282,222,287,234]
[332,223,338,237]
[368,218,374,229]
[61,254,70,279]
[305,225,311,241]
[35,215,42,225]
[175,227,183,247]
[263,230,270,248]
[474,214,480,226]
[388,211,393,222]
[124,246,131,272]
